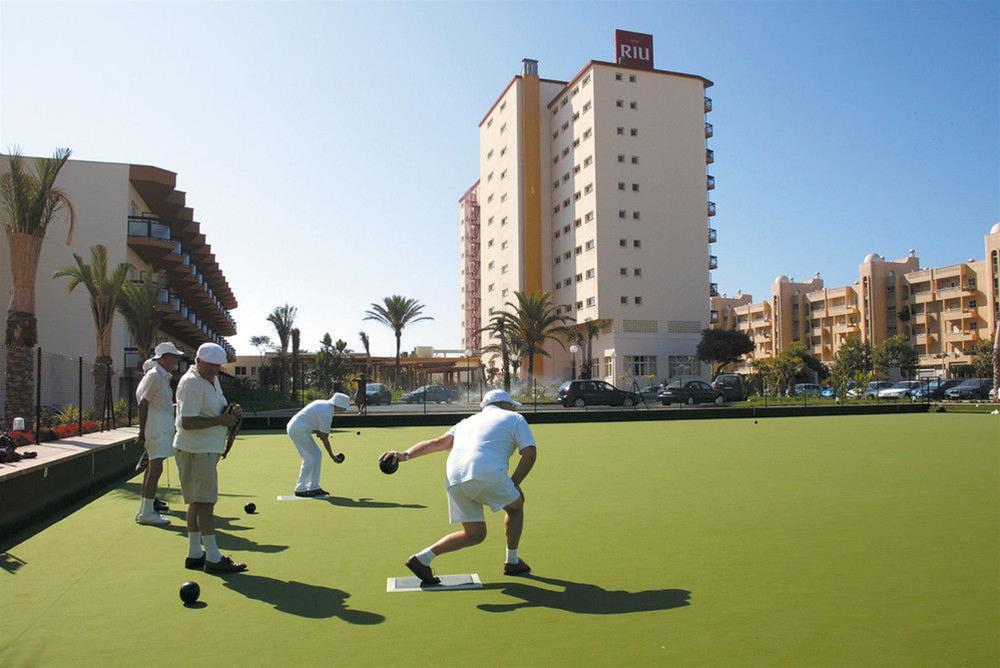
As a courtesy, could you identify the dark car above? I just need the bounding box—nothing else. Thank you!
[711,373,747,402]
[944,378,992,400]
[557,380,640,407]
[657,380,724,406]
[401,385,456,404]
[365,383,391,405]
[637,384,661,403]
[910,379,962,400]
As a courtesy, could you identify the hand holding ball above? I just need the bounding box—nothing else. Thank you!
[379,453,399,475]
[332,452,345,464]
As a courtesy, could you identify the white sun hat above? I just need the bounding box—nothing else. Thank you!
[329,393,351,410]
[480,389,523,409]
[152,342,183,359]
[196,342,227,365]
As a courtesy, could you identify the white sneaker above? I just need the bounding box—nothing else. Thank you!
[135,512,170,526]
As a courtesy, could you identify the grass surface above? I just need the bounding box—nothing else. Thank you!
[2,414,998,667]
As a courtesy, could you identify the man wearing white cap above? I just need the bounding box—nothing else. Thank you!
[286,392,351,497]
[379,389,537,584]
[173,342,245,574]
[134,341,183,525]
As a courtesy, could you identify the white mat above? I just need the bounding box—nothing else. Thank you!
[387,573,482,592]
[276,495,332,501]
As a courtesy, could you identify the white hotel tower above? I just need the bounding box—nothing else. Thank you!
[460,30,716,384]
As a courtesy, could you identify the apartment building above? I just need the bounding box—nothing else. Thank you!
[468,30,716,383]
[459,182,481,352]
[0,158,238,405]
[711,224,1000,376]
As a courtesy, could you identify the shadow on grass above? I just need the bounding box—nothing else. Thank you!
[478,573,691,615]
[324,496,426,510]
[220,573,385,623]
[160,516,289,554]
[0,552,27,574]
[111,481,252,502]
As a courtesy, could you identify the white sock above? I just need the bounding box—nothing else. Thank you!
[187,532,202,559]
[506,548,519,564]
[139,497,153,515]
[415,548,436,566]
[203,534,222,562]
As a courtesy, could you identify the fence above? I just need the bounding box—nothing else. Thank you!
[0,344,137,442]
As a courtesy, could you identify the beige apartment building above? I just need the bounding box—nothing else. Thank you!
[0,157,237,408]
[711,223,1000,376]
[465,30,716,384]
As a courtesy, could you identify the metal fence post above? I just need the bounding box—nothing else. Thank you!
[78,356,83,435]
[534,378,537,413]
[35,347,42,444]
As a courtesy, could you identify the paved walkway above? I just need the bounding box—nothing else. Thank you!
[0,427,138,482]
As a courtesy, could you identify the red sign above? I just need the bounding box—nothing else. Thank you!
[615,30,654,70]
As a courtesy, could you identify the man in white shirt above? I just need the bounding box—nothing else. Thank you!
[134,342,182,526]
[173,343,244,574]
[379,389,537,584]
[286,392,351,497]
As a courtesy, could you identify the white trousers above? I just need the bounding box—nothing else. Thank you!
[289,430,322,492]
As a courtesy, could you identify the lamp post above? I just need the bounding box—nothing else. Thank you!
[569,344,579,380]
[464,349,472,403]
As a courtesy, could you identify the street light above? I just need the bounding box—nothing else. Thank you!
[569,344,579,380]
[464,349,472,403]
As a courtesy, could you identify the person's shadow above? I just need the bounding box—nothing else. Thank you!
[323,496,426,510]
[221,573,385,623]
[478,574,691,615]
[162,515,289,554]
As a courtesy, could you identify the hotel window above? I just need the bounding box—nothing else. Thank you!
[552,204,561,214]
[500,146,506,156]
[583,155,593,167]
[488,283,495,292]
[615,72,623,81]
[621,296,628,304]
[586,297,595,307]
[616,99,624,108]
[563,172,570,182]
[500,169,507,180]
[487,194,494,203]
[634,267,642,277]
[563,224,571,233]
[500,101,506,112]
[619,239,627,247]
[501,216,508,226]
[575,218,582,228]
[583,74,591,86]
[564,251,571,259]
[630,128,638,136]
[573,165,581,174]
[563,198,571,207]
[631,156,639,164]
[585,211,594,222]
[552,107,558,116]
[488,261,495,270]
[629,101,637,109]
[554,282,560,291]
[634,296,643,305]
[563,278,571,287]
[487,216,494,225]
[562,147,570,157]
[502,288,509,297]
[500,123,507,134]
[633,240,641,248]
[500,241,508,250]
[555,256,561,264]
[583,101,592,112]
[618,154,625,163]
[585,240,595,250]
[487,172,494,182]
[575,245,583,255]
[576,301,584,310]
[488,239,495,248]
[487,117,493,128]
[500,193,508,202]
[618,182,626,191]
[617,127,624,135]
[487,149,494,160]
[553,180,559,190]
[554,230,561,239]
[584,184,593,194]
[553,156,559,165]
[583,128,592,140]
[501,265,509,274]
[631,183,639,192]
[576,273,583,282]
[561,97,568,107]
[572,86,579,96]
[574,191,581,201]
[632,211,640,220]
[552,131,559,140]
[572,112,579,122]
[573,138,580,148]
[629,74,637,82]
[562,122,569,132]
[620,267,628,276]
[585,268,595,279]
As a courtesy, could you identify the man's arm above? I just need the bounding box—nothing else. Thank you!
[136,399,149,443]
[510,446,537,486]
[316,431,336,460]
[379,433,454,463]
[181,414,237,430]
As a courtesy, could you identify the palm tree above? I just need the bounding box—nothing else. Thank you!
[117,269,164,368]
[53,244,130,414]
[479,312,513,391]
[1,147,75,421]
[290,327,301,403]
[571,319,611,379]
[266,304,297,400]
[249,334,273,387]
[364,296,432,388]
[503,290,571,386]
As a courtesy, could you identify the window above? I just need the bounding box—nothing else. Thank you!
[576,301,584,310]
[500,146,506,157]
[500,123,507,134]
[634,296,643,305]
[620,267,628,276]
[634,267,642,277]
[616,99,624,108]
[500,169,507,180]
[487,238,495,248]
[487,261,495,270]
[572,86,579,96]
[235,366,246,376]
[487,216,494,225]
[629,101,637,109]
[552,131,559,140]
[583,74,591,86]
[573,112,580,122]
[621,296,629,304]
[487,172,494,182]
[586,297,595,307]
[576,273,583,282]
[583,155,593,167]
[564,251,571,259]
[618,182,626,191]
[500,241,508,250]
[501,264,509,274]
[563,278,571,286]
[584,184,593,194]
[563,224,571,233]
[618,154,625,163]
[553,181,559,190]
[615,72,623,81]
[487,117,493,128]
[573,138,580,148]
[632,211,640,220]
[561,97,568,107]
[583,101,592,112]
[487,194,494,203]
[585,211,594,222]
[500,193,508,202]
[562,147,570,157]
[562,121,569,132]
[555,256,561,264]
[488,283,495,292]
[574,165,581,174]
[617,127,624,135]
[574,191,581,201]
[553,205,561,214]
[500,101,506,112]
[562,173,570,183]
[575,218,582,228]
[575,245,583,255]
[631,183,640,192]
[619,239,627,247]
[633,240,641,248]
[585,268,595,279]
[554,230,561,239]
[563,198,571,207]
[502,288,509,297]
[631,156,639,165]
[501,216,508,226]
[585,240,595,250]
[554,282,561,291]
[625,355,656,377]
[628,74,637,82]
[619,210,626,219]
[553,156,559,165]
[487,149,493,160]
[583,128,592,140]
[630,128,638,137]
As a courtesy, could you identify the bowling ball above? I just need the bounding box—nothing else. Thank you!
[356,431,361,436]
[244,502,256,514]
[180,581,200,605]
[379,454,399,475]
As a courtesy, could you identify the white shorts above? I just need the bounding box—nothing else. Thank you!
[447,477,521,524]
[145,432,175,460]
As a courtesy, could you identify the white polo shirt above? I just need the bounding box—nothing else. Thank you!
[287,400,334,435]
[445,404,536,487]
[173,366,228,454]
[135,361,175,439]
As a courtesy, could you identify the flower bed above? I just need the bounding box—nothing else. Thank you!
[7,421,103,446]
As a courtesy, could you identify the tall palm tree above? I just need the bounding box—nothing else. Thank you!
[1,147,75,421]
[503,290,571,386]
[249,334,273,388]
[572,319,611,379]
[117,269,164,368]
[53,244,130,414]
[359,330,371,377]
[479,312,513,391]
[266,304,297,400]
[364,296,432,388]
[291,327,301,403]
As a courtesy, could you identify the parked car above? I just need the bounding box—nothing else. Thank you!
[657,380,724,406]
[820,386,836,398]
[944,378,992,400]
[877,381,924,399]
[791,383,823,397]
[365,383,392,405]
[711,373,748,402]
[911,379,962,400]
[862,381,895,398]
[401,385,456,404]
[557,380,640,407]
[636,384,661,403]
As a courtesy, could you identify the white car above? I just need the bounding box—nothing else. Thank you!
[877,381,923,399]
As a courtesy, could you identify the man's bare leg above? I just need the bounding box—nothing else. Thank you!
[141,458,163,499]
[429,522,487,555]
[502,495,530,574]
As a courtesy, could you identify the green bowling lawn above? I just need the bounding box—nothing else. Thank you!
[2,414,998,666]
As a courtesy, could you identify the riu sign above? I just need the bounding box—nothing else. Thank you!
[615,30,654,70]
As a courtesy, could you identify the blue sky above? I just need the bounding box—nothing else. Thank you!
[2,1,997,357]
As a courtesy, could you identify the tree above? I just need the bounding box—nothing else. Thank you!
[696,328,754,376]
[829,336,872,399]
[479,313,513,391]
[359,330,371,367]
[117,269,164,368]
[290,327,301,402]
[53,244,130,413]
[569,319,611,379]
[970,337,995,378]
[364,296,432,388]
[872,334,919,379]
[503,290,571,386]
[248,335,274,387]
[1,147,75,421]
[773,342,808,395]
[266,304,297,399]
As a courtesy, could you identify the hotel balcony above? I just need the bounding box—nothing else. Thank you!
[706,149,714,164]
[705,122,713,138]
[707,201,716,217]
[709,310,720,324]
[708,227,717,243]
[944,330,978,342]
[706,175,716,190]
[127,216,174,261]
[704,97,712,113]
[709,255,718,270]
[911,290,935,304]
[833,323,860,334]
[709,282,719,297]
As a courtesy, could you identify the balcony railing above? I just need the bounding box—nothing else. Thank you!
[706,148,714,164]
[707,175,715,190]
[709,282,719,297]
[708,227,717,243]
[704,97,712,113]
[705,122,713,138]
[707,201,716,217]
[127,216,170,241]
[709,255,718,270]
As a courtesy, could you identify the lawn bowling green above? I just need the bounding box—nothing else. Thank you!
[1,415,997,666]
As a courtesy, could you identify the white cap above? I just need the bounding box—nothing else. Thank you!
[329,393,351,410]
[196,342,228,365]
[152,341,183,359]
[480,389,522,409]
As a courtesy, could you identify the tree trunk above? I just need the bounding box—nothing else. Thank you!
[6,231,44,314]
[394,334,401,389]
[93,354,114,418]
[278,352,288,400]
[527,351,535,388]
[3,313,37,423]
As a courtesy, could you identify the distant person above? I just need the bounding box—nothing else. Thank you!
[287,393,351,497]
[173,343,245,574]
[379,389,537,584]
[356,373,369,415]
[134,342,183,526]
